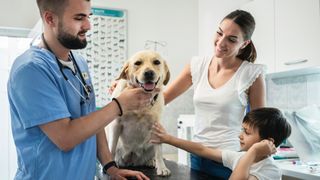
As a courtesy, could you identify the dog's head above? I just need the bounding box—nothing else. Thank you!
[116,50,170,92]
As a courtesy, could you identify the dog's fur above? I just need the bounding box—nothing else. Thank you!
[108,50,171,176]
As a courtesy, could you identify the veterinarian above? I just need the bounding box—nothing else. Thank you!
[7,0,152,179]
[163,10,266,179]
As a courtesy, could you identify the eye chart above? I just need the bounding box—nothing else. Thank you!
[79,7,127,108]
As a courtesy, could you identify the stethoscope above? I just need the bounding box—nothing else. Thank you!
[41,33,92,102]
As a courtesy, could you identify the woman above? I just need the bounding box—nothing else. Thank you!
[163,10,266,179]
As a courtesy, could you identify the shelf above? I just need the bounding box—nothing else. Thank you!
[266,66,320,80]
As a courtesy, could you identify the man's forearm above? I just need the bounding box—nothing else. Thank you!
[40,101,120,151]
[97,129,112,165]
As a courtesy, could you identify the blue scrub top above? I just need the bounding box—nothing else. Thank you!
[8,46,97,180]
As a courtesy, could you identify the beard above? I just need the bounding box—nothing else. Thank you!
[57,22,88,49]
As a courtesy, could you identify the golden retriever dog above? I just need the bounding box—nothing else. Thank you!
[108,50,171,176]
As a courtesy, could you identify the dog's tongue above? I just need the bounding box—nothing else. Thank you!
[143,83,155,91]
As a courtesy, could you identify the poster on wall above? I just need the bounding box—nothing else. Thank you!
[79,7,127,108]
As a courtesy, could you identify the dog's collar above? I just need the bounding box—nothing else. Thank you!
[151,93,159,106]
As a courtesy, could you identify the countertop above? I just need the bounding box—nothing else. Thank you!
[275,159,320,180]
[102,160,220,180]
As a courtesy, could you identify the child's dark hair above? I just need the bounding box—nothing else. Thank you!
[243,107,291,147]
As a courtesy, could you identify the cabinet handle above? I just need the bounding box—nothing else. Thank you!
[284,59,308,65]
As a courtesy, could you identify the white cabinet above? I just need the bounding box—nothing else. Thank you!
[275,0,320,72]
[241,0,320,73]
[240,0,276,73]
[177,114,195,166]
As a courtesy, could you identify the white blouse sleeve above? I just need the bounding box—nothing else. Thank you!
[237,62,266,106]
[190,56,209,88]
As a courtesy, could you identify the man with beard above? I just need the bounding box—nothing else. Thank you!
[7,0,152,179]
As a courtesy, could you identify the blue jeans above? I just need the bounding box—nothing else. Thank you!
[190,153,232,179]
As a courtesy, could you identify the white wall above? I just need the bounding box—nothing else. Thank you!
[198,0,252,56]
[93,0,199,79]
[0,36,31,180]
[0,0,199,80]
[0,0,39,29]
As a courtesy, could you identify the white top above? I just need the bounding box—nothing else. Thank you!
[222,150,282,180]
[190,56,266,150]
[59,59,75,73]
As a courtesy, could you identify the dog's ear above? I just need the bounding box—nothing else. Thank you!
[163,62,170,85]
[116,62,129,80]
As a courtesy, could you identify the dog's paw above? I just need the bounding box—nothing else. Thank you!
[146,159,156,167]
[156,167,171,176]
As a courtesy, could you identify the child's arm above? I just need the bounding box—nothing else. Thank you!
[229,140,276,180]
[150,122,222,163]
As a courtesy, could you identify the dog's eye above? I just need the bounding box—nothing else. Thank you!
[134,61,142,66]
[153,60,161,65]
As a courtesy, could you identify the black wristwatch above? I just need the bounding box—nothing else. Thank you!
[103,161,118,174]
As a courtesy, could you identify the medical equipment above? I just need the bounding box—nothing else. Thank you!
[41,34,92,103]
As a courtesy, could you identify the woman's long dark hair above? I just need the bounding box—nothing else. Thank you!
[223,10,257,63]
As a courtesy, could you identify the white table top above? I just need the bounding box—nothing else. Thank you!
[275,159,320,180]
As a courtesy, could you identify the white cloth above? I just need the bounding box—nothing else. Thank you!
[283,105,320,162]
[190,56,266,150]
[59,59,76,73]
[222,150,281,180]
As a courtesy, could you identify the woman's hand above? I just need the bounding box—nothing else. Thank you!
[108,80,118,95]
[150,122,171,144]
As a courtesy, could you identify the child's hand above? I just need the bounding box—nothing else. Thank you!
[249,139,276,162]
[150,122,170,144]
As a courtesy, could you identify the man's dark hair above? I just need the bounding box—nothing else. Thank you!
[243,107,291,147]
[37,0,69,16]
[36,0,90,17]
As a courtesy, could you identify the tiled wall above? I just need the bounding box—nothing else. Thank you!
[266,73,320,110]
[162,89,195,154]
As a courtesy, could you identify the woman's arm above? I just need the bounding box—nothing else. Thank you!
[151,122,222,163]
[249,74,266,110]
[163,64,193,105]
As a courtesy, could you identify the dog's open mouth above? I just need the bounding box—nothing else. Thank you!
[136,77,160,92]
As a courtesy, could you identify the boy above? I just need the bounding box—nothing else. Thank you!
[151,107,291,180]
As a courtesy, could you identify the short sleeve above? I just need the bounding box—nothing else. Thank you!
[251,168,282,180]
[250,158,282,180]
[190,56,210,87]
[8,60,70,129]
[237,62,266,106]
[222,150,243,170]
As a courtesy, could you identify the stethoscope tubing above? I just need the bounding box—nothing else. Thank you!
[41,33,91,101]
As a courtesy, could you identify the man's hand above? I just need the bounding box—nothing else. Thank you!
[107,166,150,180]
[249,139,276,162]
[117,88,159,113]
[150,122,171,144]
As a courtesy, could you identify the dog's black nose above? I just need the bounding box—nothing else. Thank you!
[144,70,155,81]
